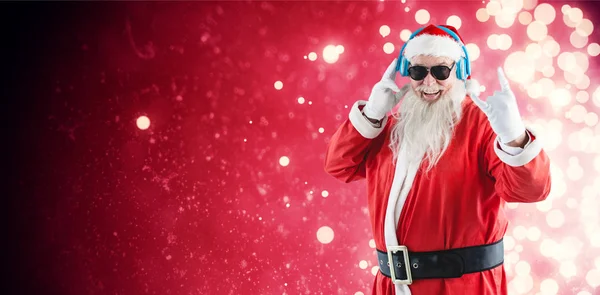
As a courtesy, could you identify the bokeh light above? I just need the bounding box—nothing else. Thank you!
[136,115,151,130]
[316,226,335,244]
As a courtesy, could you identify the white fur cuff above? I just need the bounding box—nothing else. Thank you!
[348,100,388,139]
[493,128,543,167]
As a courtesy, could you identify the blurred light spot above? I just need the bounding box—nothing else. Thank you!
[486,1,501,16]
[476,8,490,22]
[576,19,594,37]
[593,87,600,107]
[504,51,535,84]
[576,91,589,103]
[568,105,587,123]
[538,78,555,97]
[559,261,577,278]
[513,225,528,240]
[527,83,543,99]
[355,292,364,295]
[298,97,305,104]
[318,127,324,133]
[487,34,499,50]
[527,21,548,41]
[415,9,430,24]
[400,29,412,41]
[570,31,588,49]
[541,39,560,57]
[501,0,523,14]
[308,52,317,61]
[136,116,150,130]
[542,66,555,77]
[515,244,523,253]
[336,45,345,54]
[585,112,598,127]
[465,43,480,61]
[509,274,533,294]
[379,25,391,37]
[540,238,558,257]
[540,279,559,295]
[495,10,516,28]
[534,3,556,24]
[316,226,334,244]
[321,190,329,198]
[369,239,376,248]
[497,34,513,50]
[523,0,538,10]
[323,45,340,64]
[546,209,565,228]
[274,81,283,90]
[518,11,532,25]
[446,15,462,29]
[561,4,571,14]
[587,43,600,56]
[525,43,542,58]
[505,236,515,250]
[567,157,584,180]
[527,227,541,241]
[548,88,571,107]
[371,266,379,276]
[515,261,531,276]
[567,7,583,26]
[383,42,395,54]
[404,7,410,12]
[576,75,590,90]
[359,260,368,269]
[558,52,576,71]
[279,156,290,167]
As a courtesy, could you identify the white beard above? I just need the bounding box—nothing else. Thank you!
[389,82,467,172]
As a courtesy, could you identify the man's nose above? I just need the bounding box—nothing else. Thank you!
[423,71,436,86]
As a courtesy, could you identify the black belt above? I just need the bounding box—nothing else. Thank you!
[377,239,504,285]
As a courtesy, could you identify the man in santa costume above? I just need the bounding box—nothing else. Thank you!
[324,24,551,294]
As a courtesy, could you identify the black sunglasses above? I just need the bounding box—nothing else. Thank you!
[408,63,455,81]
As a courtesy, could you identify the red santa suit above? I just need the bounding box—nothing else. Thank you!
[324,97,551,294]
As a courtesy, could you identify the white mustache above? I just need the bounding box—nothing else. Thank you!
[415,85,442,94]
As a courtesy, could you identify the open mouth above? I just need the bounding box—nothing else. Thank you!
[422,90,441,101]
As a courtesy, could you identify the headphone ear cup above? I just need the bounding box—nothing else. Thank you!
[400,57,410,76]
[465,57,471,77]
[456,59,463,80]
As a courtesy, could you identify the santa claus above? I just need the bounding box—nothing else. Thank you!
[324,24,551,295]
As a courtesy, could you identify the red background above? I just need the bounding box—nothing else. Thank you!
[5,1,600,294]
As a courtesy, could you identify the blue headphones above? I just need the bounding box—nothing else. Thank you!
[395,25,471,81]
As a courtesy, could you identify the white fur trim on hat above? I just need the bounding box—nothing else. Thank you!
[403,34,465,62]
[466,79,481,97]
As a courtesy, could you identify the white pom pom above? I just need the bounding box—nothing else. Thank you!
[465,79,481,97]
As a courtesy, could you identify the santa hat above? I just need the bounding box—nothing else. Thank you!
[403,24,480,96]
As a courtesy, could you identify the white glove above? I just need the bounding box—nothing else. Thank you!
[468,67,526,144]
[363,59,411,120]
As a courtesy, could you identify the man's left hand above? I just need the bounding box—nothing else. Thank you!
[468,67,526,144]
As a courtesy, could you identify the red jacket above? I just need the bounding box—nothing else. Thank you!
[324,97,551,295]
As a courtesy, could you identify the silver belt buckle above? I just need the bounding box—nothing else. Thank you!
[387,245,413,285]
